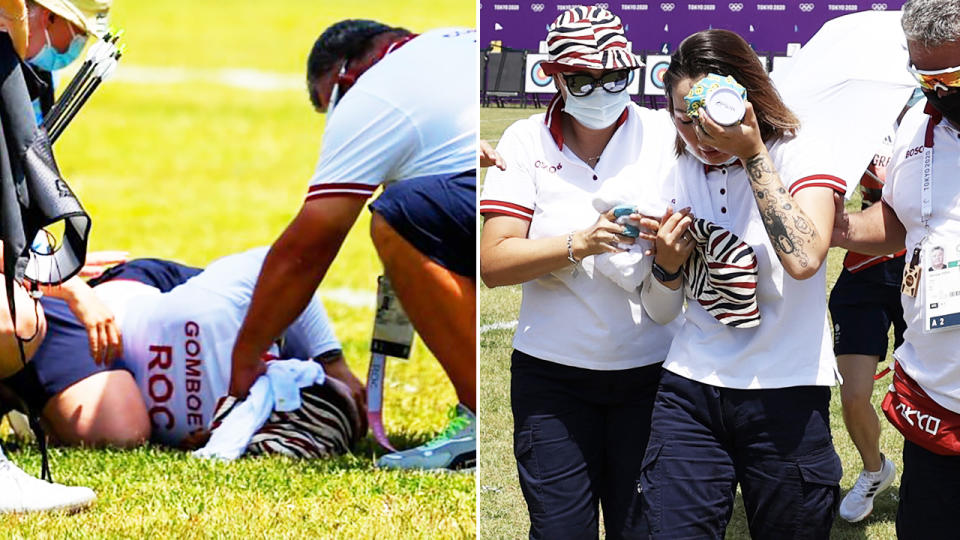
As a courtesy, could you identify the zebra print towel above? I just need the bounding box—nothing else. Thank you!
[682,219,761,328]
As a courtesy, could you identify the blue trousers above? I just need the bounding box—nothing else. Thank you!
[640,371,841,539]
[511,350,662,540]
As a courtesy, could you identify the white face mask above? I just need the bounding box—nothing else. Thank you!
[562,89,630,130]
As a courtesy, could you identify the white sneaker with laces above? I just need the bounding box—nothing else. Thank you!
[839,455,896,523]
[0,451,96,514]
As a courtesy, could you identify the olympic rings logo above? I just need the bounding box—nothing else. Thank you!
[799,3,815,11]
[596,2,609,8]
[871,3,888,9]
[660,3,675,11]
[728,2,743,11]
[531,3,544,11]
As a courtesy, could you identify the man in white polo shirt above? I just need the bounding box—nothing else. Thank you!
[229,20,477,471]
[833,1,960,536]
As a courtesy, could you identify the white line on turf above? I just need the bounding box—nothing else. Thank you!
[319,288,376,308]
[480,320,518,333]
[112,65,303,92]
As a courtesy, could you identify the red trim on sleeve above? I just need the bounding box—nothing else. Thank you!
[789,174,846,197]
[305,192,373,202]
[305,183,378,202]
[479,199,534,221]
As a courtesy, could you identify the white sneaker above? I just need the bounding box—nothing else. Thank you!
[839,455,896,522]
[0,454,96,514]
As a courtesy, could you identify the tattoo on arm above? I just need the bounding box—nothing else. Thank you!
[744,153,819,269]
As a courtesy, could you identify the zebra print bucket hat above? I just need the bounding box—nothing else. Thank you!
[209,376,362,459]
[540,6,643,76]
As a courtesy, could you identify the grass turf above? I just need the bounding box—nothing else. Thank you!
[478,106,903,540]
[1,1,475,538]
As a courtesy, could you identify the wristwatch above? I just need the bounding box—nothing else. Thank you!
[652,262,682,282]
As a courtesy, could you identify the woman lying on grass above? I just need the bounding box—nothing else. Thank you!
[0,247,365,456]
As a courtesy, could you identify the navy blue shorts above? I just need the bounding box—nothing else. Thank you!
[511,350,662,540]
[829,259,906,359]
[897,440,960,539]
[369,170,475,278]
[1,259,201,412]
[640,371,842,539]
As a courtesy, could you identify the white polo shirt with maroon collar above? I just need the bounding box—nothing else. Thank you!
[883,101,960,414]
[664,132,847,389]
[480,96,681,370]
[305,28,477,202]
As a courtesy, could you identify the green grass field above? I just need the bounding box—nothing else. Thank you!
[0,1,476,538]
[478,107,904,540]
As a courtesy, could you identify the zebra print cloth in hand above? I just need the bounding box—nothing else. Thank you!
[682,219,761,328]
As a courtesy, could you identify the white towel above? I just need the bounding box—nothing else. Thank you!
[590,182,669,292]
[193,359,326,461]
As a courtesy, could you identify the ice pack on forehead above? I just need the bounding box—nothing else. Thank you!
[684,73,747,126]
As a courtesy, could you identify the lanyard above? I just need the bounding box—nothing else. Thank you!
[921,111,940,231]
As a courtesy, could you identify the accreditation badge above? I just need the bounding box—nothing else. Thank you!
[371,275,415,358]
[923,240,960,333]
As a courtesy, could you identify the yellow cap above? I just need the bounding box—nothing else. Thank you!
[0,0,28,58]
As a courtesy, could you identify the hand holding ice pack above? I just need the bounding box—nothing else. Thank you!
[612,205,639,238]
[684,74,747,126]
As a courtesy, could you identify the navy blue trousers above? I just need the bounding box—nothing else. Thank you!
[511,350,662,540]
[897,440,960,539]
[640,371,842,539]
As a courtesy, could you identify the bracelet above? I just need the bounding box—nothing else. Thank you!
[567,233,580,265]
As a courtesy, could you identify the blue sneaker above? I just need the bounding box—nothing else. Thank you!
[377,404,475,471]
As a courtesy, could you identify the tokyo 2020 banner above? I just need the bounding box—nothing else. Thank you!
[480,1,906,55]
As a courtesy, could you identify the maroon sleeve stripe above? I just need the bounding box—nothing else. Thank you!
[305,191,374,202]
[479,207,533,221]
[789,174,846,196]
[308,183,378,193]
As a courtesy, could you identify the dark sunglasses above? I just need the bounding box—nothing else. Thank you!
[562,70,631,97]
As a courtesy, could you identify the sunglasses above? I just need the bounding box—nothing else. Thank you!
[562,70,631,97]
[907,62,960,92]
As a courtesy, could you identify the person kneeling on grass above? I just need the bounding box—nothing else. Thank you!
[0,247,365,454]
[229,19,477,471]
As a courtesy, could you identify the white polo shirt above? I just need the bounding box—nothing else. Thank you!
[480,97,681,370]
[96,248,341,446]
[883,101,960,414]
[665,133,847,389]
[306,28,477,201]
